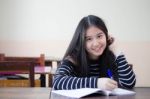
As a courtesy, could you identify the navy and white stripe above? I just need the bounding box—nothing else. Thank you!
[116,54,136,88]
[53,60,98,90]
[53,54,136,90]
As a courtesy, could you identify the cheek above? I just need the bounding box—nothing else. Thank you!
[103,39,107,46]
[85,42,91,51]
[101,37,107,46]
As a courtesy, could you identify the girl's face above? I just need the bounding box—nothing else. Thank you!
[85,26,107,60]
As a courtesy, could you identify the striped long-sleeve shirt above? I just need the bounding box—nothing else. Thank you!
[53,54,136,90]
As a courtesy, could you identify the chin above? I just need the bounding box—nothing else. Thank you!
[93,53,102,57]
[95,51,103,56]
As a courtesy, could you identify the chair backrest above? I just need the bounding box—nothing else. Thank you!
[0,53,45,87]
[0,53,45,66]
[0,53,4,61]
[0,61,35,87]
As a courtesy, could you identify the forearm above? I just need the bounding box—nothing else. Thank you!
[53,75,98,90]
[52,60,98,90]
[116,54,136,89]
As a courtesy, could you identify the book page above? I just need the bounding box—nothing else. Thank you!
[111,88,136,95]
[52,88,135,98]
[52,88,102,98]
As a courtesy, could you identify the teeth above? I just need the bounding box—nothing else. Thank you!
[94,48,100,52]
[92,46,102,52]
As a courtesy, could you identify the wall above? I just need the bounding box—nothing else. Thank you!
[0,0,150,87]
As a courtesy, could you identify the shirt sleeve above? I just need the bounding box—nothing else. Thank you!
[116,54,136,89]
[52,60,98,90]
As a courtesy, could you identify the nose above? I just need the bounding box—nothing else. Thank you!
[92,38,99,47]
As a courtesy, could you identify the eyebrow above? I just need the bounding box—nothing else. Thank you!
[85,32,104,38]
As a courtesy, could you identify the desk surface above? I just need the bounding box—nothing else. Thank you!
[51,87,150,99]
[0,87,51,99]
[0,87,150,99]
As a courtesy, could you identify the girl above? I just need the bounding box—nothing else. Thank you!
[53,15,136,90]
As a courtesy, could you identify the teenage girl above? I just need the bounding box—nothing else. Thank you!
[53,15,136,90]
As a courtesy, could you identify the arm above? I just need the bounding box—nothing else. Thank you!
[52,60,98,90]
[116,54,136,89]
[108,36,136,88]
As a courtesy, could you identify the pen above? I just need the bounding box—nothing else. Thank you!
[107,69,113,79]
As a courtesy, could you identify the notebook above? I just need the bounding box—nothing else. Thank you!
[52,88,135,98]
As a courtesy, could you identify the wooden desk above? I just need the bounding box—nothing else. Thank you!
[0,88,51,99]
[50,87,150,99]
[0,87,149,99]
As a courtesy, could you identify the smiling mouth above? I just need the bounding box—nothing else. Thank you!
[93,47,102,52]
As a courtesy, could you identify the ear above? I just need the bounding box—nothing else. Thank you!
[108,36,114,46]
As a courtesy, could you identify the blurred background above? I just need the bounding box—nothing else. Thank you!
[0,0,150,87]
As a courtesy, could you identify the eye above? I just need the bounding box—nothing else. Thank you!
[97,34,103,38]
[86,37,92,41]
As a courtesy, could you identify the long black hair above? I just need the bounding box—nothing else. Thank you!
[63,15,117,78]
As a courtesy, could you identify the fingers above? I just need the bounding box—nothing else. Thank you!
[106,79,118,91]
[106,84,117,91]
[109,79,118,86]
[97,78,118,91]
[108,35,115,45]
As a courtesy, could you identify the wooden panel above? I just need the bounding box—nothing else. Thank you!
[0,53,4,61]
[0,80,40,87]
[2,54,45,66]
[0,61,35,87]
[0,53,45,87]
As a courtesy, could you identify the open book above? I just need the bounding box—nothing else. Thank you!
[52,88,135,98]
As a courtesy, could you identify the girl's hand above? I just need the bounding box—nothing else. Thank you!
[108,35,114,46]
[108,35,122,57]
[97,78,118,91]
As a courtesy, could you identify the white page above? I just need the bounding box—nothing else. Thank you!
[111,88,136,95]
[52,88,102,98]
[52,88,135,98]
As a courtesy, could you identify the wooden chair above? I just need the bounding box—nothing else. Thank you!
[0,61,35,87]
[0,53,4,61]
[2,54,45,66]
[45,59,61,87]
[0,53,45,87]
